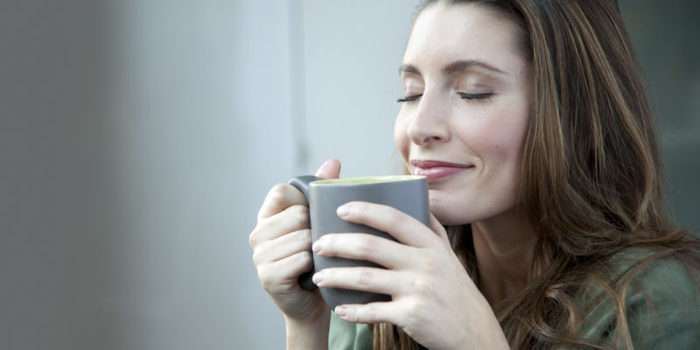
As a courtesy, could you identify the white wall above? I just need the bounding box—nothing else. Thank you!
[302,1,419,177]
[1,0,418,349]
[106,0,296,348]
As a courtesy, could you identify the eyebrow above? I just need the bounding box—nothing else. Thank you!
[399,59,506,76]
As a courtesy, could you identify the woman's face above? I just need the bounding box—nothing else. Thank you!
[394,3,533,226]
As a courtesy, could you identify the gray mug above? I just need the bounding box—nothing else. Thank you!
[289,175,429,309]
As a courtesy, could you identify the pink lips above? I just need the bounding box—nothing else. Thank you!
[411,160,473,183]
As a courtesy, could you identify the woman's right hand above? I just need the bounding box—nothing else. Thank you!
[249,159,341,324]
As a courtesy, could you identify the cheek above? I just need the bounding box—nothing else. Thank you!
[480,114,530,193]
[482,108,530,161]
[486,130,524,162]
[453,117,520,162]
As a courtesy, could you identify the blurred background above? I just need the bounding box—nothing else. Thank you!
[1,0,697,349]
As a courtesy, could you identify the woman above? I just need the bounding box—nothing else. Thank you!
[249,0,700,349]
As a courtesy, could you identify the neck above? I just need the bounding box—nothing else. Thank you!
[471,208,537,307]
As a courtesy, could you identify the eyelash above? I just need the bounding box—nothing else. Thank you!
[396,95,421,103]
[458,92,493,100]
[397,92,493,103]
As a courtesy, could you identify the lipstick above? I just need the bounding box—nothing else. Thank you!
[411,160,472,183]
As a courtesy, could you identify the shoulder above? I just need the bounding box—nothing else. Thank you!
[606,246,698,300]
[577,247,700,349]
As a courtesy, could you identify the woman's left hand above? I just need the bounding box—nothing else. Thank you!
[310,201,509,350]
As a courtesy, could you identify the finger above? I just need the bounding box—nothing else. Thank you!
[312,233,414,270]
[252,229,311,265]
[336,296,427,326]
[257,250,314,293]
[312,267,401,296]
[334,301,395,325]
[250,204,309,248]
[337,202,435,248]
[257,183,308,219]
[315,158,341,179]
[429,213,450,246]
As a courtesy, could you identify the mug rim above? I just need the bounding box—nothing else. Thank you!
[310,175,426,186]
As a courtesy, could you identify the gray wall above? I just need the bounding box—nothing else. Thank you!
[619,0,700,232]
[1,1,696,350]
[1,0,416,349]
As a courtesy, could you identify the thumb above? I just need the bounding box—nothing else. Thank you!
[314,158,341,179]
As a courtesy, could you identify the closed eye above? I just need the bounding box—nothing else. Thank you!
[458,92,493,100]
[397,95,422,103]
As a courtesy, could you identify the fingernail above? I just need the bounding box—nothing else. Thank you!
[312,238,323,253]
[334,305,347,317]
[337,204,349,217]
[312,270,324,284]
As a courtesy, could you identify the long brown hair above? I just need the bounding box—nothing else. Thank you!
[374,0,700,349]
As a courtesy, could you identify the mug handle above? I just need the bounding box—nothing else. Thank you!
[288,175,321,290]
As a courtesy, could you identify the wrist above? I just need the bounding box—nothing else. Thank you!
[285,310,330,350]
[446,299,509,350]
[470,305,509,350]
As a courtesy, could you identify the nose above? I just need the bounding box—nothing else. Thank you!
[406,94,450,146]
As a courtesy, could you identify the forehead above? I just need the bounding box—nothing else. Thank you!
[403,3,527,74]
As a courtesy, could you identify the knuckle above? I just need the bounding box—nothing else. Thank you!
[389,210,404,227]
[248,221,272,248]
[357,269,373,286]
[290,205,310,227]
[402,297,425,320]
[269,183,287,200]
[257,265,273,290]
[251,249,261,265]
[355,235,376,256]
[298,229,312,247]
[322,234,341,253]
[251,245,268,265]
[418,254,437,272]
[264,184,288,208]
[410,277,433,297]
[248,228,261,248]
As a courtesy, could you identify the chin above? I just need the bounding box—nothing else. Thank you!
[429,198,467,226]
[429,192,483,226]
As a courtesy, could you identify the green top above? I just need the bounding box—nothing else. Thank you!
[328,248,700,349]
[329,313,372,350]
